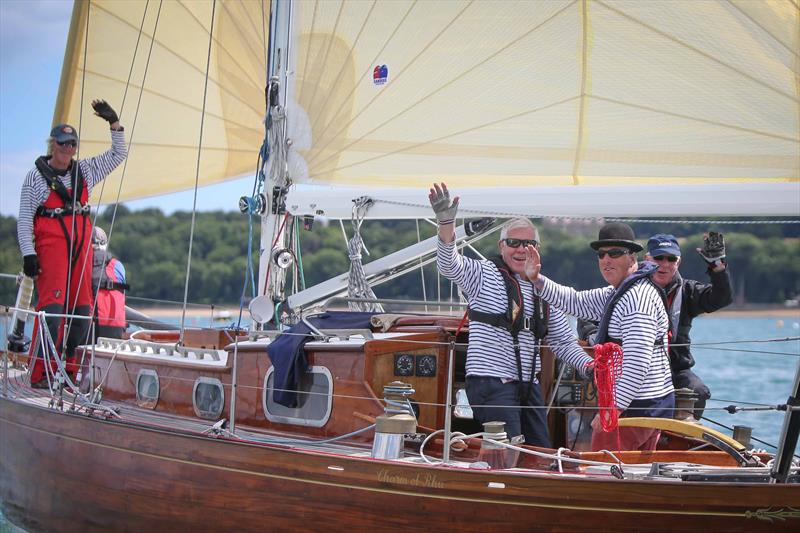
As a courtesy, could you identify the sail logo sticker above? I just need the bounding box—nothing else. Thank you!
[373,64,388,85]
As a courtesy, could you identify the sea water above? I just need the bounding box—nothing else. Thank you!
[1,314,799,530]
[689,315,800,451]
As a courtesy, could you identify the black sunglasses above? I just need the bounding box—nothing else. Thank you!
[57,140,77,147]
[597,249,631,259]
[503,238,538,248]
[653,255,679,263]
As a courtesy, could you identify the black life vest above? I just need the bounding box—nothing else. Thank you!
[34,156,88,216]
[595,261,666,346]
[468,256,548,395]
[468,256,548,339]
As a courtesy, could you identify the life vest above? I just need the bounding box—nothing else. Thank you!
[468,256,548,394]
[92,251,128,327]
[594,261,665,346]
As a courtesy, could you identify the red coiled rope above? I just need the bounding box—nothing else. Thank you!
[592,342,624,432]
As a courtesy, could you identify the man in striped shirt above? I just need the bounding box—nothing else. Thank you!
[17,99,127,388]
[430,183,593,447]
[524,222,674,452]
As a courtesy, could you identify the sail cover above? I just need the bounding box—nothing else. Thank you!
[54,0,269,204]
[281,0,799,216]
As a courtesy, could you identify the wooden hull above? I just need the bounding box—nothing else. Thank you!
[2,396,798,533]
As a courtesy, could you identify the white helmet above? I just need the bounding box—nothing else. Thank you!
[92,226,108,248]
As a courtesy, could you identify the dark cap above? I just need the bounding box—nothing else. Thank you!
[647,233,681,257]
[50,124,78,143]
[590,222,643,252]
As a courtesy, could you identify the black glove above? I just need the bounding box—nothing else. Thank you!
[697,231,726,265]
[23,254,40,277]
[92,99,119,125]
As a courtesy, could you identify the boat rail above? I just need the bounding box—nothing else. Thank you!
[94,337,224,362]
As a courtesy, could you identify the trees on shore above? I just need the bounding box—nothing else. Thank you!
[1,209,798,307]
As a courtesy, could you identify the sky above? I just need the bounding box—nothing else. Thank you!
[0,0,249,218]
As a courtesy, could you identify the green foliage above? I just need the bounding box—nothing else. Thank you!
[1,210,799,307]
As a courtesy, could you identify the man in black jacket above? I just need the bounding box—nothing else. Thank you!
[645,232,732,419]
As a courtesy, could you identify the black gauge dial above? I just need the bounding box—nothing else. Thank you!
[416,355,437,377]
[394,353,414,376]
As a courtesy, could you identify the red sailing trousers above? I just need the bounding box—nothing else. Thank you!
[29,185,94,384]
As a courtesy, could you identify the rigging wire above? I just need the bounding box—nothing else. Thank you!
[373,198,800,226]
[59,0,93,359]
[179,0,217,346]
[83,0,162,348]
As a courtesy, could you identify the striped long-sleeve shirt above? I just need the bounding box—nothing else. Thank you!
[17,128,128,257]
[437,239,592,382]
[537,275,674,411]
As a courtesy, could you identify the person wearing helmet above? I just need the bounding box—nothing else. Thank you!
[91,226,129,339]
[17,99,126,388]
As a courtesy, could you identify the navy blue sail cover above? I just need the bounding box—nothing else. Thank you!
[266,312,375,407]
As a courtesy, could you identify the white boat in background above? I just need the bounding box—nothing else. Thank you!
[1,1,799,531]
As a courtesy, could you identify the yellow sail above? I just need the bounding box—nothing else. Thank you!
[55,0,269,204]
[287,0,798,190]
[59,0,799,213]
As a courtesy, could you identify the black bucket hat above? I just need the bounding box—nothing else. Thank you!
[590,222,643,252]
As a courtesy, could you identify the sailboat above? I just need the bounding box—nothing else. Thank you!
[2,0,799,531]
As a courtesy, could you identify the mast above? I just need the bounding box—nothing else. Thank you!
[256,0,295,324]
[771,360,800,483]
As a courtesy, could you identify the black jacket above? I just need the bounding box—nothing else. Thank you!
[664,268,732,372]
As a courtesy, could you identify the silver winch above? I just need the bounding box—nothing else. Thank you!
[371,381,417,460]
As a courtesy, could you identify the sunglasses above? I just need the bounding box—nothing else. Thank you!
[57,140,77,147]
[653,255,679,263]
[503,238,538,248]
[596,249,631,259]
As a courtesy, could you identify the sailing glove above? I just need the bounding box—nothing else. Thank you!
[23,254,40,278]
[429,183,459,225]
[697,231,726,265]
[92,99,119,125]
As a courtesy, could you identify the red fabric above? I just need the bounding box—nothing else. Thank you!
[33,186,94,309]
[30,181,92,383]
[97,257,126,327]
[591,426,660,452]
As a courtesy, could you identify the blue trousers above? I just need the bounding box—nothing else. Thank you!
[465,376,551,448]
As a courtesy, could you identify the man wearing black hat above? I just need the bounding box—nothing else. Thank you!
[429,183,593,447]
[524,222,674,452]
[646,232,732,419]
[17,99,127,388]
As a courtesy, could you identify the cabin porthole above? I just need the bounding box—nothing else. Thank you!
[135,369,159,409]
[193,377,225,420]
[262,366,333,428]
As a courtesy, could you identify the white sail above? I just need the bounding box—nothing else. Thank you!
[281,0,799,217]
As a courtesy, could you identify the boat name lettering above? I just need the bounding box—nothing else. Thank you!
[377,469,444,488]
